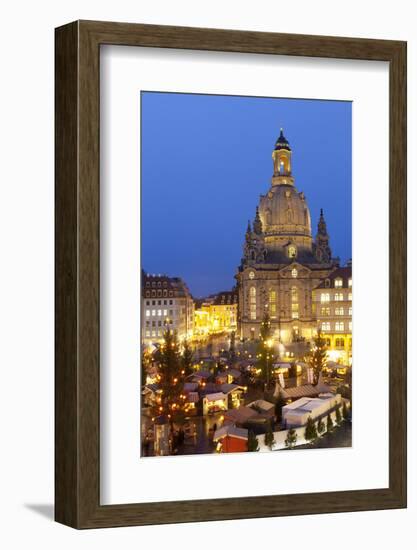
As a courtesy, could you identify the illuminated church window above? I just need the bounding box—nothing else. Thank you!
[249,286,256,320]
[291,287,299,319]
[269,289,277,317]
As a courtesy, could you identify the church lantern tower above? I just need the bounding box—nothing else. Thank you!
[271,128,294,187]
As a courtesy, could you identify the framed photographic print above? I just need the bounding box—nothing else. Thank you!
[55,20,407,528]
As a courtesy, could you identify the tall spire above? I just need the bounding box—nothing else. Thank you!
[253,207,262,235]
[314,208,332,263]
[246,220,252,242]
[317,208,327,235]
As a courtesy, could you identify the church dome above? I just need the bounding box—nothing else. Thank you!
[258,184,312,239]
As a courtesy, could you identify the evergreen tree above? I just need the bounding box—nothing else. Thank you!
[264,423,276,450]
[304,416,318,442]
[317,416,325,435]
[305,330,328,385]
[247,430,260,452]
[285,428,297,449]
[335,404,342,425]
[342,400,349,421]
[157,330,186,428]
[181,339,194,377]
[256,310,274,392]
[326,413,334,433]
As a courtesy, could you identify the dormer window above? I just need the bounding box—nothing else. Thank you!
[335,278,343,288]
[288,245,297,258]
[325,279,330,288]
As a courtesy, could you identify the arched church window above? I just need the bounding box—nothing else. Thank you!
[250,250,256,260]
[249,286,256,320]
[269,288,277,317]
[291,286,299,319]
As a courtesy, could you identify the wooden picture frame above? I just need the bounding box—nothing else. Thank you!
[55,20,407,528]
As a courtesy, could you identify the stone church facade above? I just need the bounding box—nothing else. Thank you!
[236,129,339,343]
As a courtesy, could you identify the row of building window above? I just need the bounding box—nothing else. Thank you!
[144,290,175,298]
[145,319,173,327]
[323,337,351,348]
[320,292,352,302]
[145,329,164,337]
[320,306,352,316]
[145,299,174,306]
[145,309,173,317]
[145,281,168,288]
[321,321,352,332]
[324,277,352,289]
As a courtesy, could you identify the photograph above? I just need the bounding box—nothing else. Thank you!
[140,92,352,457]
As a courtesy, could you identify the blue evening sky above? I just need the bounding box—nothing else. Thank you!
[141,92,352,298]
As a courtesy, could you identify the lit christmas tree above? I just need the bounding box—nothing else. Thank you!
[256,309,274,393]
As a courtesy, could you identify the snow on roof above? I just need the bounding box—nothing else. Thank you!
[224,406,258,423]
[248,399,275,412]
[283,395,335,412]
[204,392,227,402]
[280,383,330,399]
[220,383,245,394]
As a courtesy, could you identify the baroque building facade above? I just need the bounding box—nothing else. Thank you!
[236,129,341,344]
[194,290,238,336]
[141,273,194,344]
[312,265,352,364]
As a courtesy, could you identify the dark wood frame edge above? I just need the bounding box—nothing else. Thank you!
[55,20,407,529]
